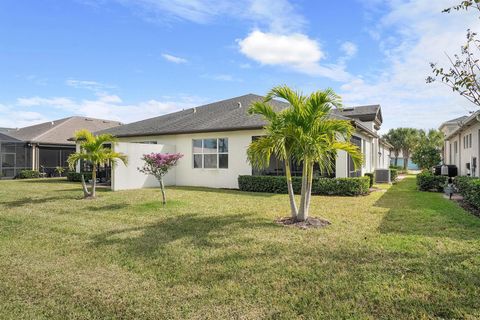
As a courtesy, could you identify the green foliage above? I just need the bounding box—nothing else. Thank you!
[454,176,480,209]
[411,144,441,169]
[416,171,447,192]
[384,128,421,170]
[66,171,92,182]
[390,169,398,181]
[238,175,370,196]
[364,173,374,187]
[16,170,41,179]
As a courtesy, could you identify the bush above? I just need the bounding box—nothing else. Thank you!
[66,171,92,182]
[389,165,402,170]
[364,173,374,187]
[454,176,480,209]
[390,169,398,181]
[238,175,370,196]
[416,171,447,192]
[16,170,41,179]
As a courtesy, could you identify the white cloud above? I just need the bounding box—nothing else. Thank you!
[66,79,115,92]
[340,41,358,58]
[2,93,207,127]
[161,53,188,64]
[238,30,352,81]
[340,0,480,131]
[202,74,241,82]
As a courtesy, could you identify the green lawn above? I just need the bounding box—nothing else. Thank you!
[0,176,479,319]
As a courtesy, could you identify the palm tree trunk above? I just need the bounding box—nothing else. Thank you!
[304,162,314,218]
[403,152,409,170]
[284,158,298,219]
[91,164,97,198]
[297,160,309,221]
[80,174,91,198]
[159,177,167,205]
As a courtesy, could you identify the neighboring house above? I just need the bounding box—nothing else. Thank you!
[0,117,121,178]
[94,94,392,190]
[441,111,480,177]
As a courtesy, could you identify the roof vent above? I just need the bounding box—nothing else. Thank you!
[237,102,242,108]
[342,108,354,112]
[193,107,197,114]
[51,121,55,125]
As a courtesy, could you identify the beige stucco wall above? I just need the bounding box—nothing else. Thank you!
[445,121,480,177]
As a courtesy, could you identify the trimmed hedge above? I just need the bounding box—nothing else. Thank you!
[66,172,92,182]
[390,169,398,181]
[364,173,374,188]
[238,175,370,196]
[454,176,480,209]
[16,170,41,179]
[416,171,447,192]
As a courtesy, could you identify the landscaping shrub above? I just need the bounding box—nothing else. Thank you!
[16,170,41,179]
[453,176,480,209]
[390,168,398,181]
[416,171,447,192]
[364,173,374,187]
[238,175,370,196]
[66,171,93,182]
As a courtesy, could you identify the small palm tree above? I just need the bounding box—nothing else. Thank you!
[67,129,127,198]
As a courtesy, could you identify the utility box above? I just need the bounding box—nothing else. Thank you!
[375,169,391,183]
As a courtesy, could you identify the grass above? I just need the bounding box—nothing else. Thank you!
[0,176,479,319]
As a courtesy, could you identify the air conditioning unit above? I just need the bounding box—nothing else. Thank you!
[375,169,391,183]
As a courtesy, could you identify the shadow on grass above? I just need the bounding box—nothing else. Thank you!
[0,195,81,208]
[170,186,276,197]
[91,213,276,253]
[375,176,480,240]
[15,178,71,184]
[86,203,130,212]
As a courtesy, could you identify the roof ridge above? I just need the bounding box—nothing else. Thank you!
[32,116,75,142]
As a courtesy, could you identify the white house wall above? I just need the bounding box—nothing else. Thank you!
[445,121,480,177]
[111,142,176,191]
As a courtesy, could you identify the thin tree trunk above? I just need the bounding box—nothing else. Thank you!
[80,174,91,198]
[284,158,298,219]
[91,164,97,198]
[394,156,398,166]
[304,162,314,220]
[297,160,309,221]
[159,177,167,205]
[403,152,409,170]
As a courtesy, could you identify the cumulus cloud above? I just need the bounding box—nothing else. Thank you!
[238,30,352,81]
[340,41,358,58]
[161,53,188,64]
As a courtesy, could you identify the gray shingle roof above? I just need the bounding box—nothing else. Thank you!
[7,116,122,145]
[0,132,21,142]
[0,127,13,133]
[97,94,381,138]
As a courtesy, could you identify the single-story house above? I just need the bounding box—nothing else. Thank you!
[0,116,121,178]
[93,94,392,190]
[440,111,480,177]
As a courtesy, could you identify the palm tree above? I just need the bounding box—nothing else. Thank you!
[398,128,419,171]
[384,129,403,167]
[247,98,299,218]
[248,86,362,222]
[67,129,127,198]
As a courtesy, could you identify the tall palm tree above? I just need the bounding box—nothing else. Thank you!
[67,129,127,198]
[248,86,362,222]
[384,129,403,167]
[247,99,299,218]
[398,128,419,171]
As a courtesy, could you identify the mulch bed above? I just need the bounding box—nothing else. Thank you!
[275,217,331,229]
[453,199,480,218]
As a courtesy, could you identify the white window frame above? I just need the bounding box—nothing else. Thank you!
[192,138,228,169]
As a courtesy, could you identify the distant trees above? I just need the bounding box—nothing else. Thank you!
[385,128,444,170]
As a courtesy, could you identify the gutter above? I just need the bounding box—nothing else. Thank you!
[445,110,480,140]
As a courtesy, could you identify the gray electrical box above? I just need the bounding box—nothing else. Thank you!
[375,169,391,183]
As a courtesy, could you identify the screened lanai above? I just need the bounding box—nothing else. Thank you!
[0,133,32,178]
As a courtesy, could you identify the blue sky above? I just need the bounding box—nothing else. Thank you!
[0,0,478,131]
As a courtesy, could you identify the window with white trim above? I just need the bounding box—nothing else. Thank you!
[192,138,228,169]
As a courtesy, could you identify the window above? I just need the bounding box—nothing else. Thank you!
[348,136,362,177]
[449,143,452,164]
[469,134,473,148]
[192,138,228,169]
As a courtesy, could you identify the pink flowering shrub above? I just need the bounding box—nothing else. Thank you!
[138,152,183,204]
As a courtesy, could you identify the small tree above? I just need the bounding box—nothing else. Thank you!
[55,166,65,177]
[412,145,442,170]
[138,153,183,205]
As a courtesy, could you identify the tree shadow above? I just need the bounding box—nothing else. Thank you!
[85,203,130,212]
[0,195,81,208]
[375,177,480,240]
[171,186,276,197]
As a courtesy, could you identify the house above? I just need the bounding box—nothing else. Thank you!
[0,116,121,178]
[440,111,480,177]
[94,94,392,191]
